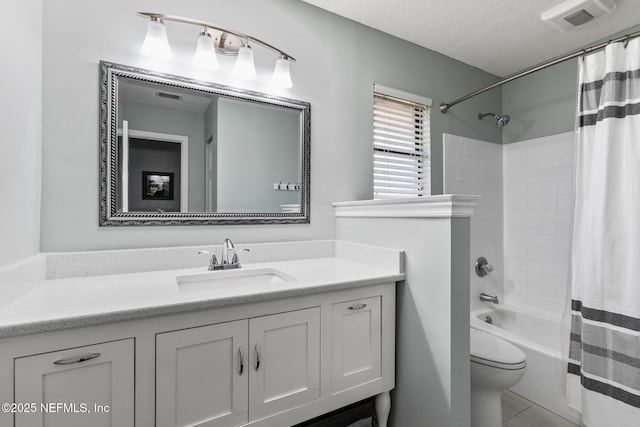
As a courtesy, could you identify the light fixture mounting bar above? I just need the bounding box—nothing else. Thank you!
[137,12,296,61]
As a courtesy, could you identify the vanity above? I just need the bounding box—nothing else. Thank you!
[0,241,403,427]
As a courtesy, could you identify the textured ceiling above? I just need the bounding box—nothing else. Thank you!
[301,0,640,77]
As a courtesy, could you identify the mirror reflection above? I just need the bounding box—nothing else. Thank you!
[100,62,310,226]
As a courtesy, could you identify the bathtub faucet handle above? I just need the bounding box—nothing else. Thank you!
[475,257,494,277]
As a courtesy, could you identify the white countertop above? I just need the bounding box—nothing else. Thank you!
[0,256,404,338]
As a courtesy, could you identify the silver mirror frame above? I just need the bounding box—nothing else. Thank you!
[99,61,311,226]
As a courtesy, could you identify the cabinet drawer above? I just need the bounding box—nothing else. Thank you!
[331,296,382,393]
[14,339,134,427]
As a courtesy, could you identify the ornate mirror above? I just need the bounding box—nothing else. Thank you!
[99,61,310,225]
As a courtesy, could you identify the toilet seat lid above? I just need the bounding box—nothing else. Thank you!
[470,328,526,370]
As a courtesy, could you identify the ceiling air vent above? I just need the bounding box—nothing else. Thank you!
[541,0,617,32]
[156,91,181,100]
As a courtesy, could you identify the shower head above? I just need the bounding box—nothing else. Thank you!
[479,112,511,128]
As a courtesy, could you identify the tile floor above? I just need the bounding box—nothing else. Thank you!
[342,391,581,427]
[502,391,582,427]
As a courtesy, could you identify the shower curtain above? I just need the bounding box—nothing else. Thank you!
[567,36,640,427]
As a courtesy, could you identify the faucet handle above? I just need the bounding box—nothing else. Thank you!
[198,250,219,269]
[475,257,494,277]
[231,248,250,266]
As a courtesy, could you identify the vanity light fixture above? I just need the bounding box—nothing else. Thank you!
[138,12,295,88]
[140,16,172,60]
[271,56,293,89]
[233,44,257,80]
[192,27,220,71]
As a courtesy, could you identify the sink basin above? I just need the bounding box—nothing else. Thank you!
[176,268,294,293]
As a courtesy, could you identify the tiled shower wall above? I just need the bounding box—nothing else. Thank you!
[503,132,574,317]
[443,132,574,318]
[443,134,503,313]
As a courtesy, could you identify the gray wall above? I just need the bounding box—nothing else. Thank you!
[0,0,42,268]
[217,98,300,212]
[39,0,501,252]
[502,23,640,144]
[502,60,578,144]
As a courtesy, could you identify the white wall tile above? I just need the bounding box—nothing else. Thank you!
[503,132,575,317]
[444,132,574,318]
[444,134,503,312]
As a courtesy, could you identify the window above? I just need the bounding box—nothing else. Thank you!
[373,84,431,199]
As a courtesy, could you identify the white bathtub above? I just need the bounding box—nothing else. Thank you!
[470,305,582,424]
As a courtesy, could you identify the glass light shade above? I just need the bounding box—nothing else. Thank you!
[233,46,257,80]
[193,33,220,70]
[271,57,293,88]
[141,19,172,59]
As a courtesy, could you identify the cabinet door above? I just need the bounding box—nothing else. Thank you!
[331,296,382,393]
[156,320,248,427]
[14,338,134,427]
[249,307,320,420]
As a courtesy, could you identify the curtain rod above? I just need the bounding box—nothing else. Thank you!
[440,29,640,114]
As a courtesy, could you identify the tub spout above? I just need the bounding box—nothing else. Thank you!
[480,292,499,304]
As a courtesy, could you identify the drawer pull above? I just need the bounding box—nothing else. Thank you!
[348,303,367,310]
[238,347,245,376]
[255,343,261,371]
[53,352,101,365]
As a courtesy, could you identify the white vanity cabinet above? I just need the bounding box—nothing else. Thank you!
[13,339,135,427]
[155,308,321,427]
[0,281,396,427]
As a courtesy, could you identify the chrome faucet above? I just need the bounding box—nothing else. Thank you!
[221,238,235,265]
[199,238,249,271]
[479,293,499,304]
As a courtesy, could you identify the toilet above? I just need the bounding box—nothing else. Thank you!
[470,328,526,427]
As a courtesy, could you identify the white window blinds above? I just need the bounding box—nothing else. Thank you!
[373,85,431,199]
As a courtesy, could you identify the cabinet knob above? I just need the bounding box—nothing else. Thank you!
[238,347,244,376]
[348,303,367,310]
[53,352,101,365]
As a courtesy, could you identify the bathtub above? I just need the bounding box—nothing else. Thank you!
[470,305,582,425]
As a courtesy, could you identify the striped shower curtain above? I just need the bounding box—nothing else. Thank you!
[567,37,640,426]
